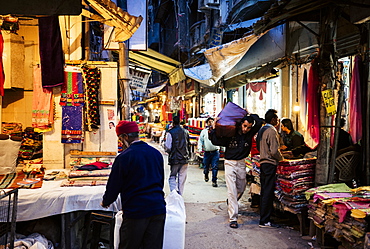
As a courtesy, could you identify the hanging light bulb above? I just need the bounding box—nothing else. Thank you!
[293,105,300,112]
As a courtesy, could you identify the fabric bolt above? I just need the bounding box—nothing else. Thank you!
[69,169,111,178]
[169,164,188,195]
[224,159,247,222]
[0,31,4,96]
[349,55,362,144]
[38,16,64,87]
[81,65,101,131]
[32,66,53,132]
[60,180,107,187]
[61,106,83,143]
[60,66,84,106]
[76,161,110,171]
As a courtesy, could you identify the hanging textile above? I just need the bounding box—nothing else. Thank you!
[81,65,101,131]
[306,60,320,149]
[0,31,4,96]
[61,106,83,143]
[32,66,53,132]
[38,16,64,87]
[60,66,84,106]
[349,55,362,144]
[246,82,266,100]
[299,69,308,130]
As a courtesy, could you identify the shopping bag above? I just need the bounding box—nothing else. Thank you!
[215,102,247,137]
[114,210,123,249]
[163,190,186,249]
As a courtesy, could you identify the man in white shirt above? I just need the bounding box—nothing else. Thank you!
[197,118,220,187]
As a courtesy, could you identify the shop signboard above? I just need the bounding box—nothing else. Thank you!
[321,89,336,116]
[129,66,151,93]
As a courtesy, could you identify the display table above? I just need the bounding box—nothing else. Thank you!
[12,170,121,249]
[16,179,121,222]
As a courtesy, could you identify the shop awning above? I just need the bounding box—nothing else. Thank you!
[129,49,186,85]
[84,0,143,42]
[184,31,266,86]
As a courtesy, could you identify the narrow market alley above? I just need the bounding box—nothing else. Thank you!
[148,140,320,249]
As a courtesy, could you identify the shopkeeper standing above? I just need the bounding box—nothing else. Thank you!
[101,121,166,249]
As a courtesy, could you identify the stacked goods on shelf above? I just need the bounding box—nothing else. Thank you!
[306,184,369,249]
[137,122,147,140]
[1,122,22,136]
[275,158,316,213]
[61,154,115,187]
[246,155,261,197]
[18,127,43,161]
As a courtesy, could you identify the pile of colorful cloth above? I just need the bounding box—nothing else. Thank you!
[275,158,316,213]
[188,126,202,145]
[61,157,113,187]
[306,183,370,248]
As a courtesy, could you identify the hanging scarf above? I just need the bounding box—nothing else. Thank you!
[81,65,101,131]
[349,55,362,144]
[32,66,53,132]
[299,69,308,130]
[60,66,84,106]
[61,106,83,143]
[38,16,64,87]
[306,60,320,149]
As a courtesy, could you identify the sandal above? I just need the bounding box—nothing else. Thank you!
[229,221,238,229]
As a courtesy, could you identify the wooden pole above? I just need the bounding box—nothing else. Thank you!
[119,42,131,120]
[315,6,339,185]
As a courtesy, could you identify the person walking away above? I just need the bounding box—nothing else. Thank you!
[197,117,220,187]
[209,114,263,228]
[101,121,166,249]
[256,109,284,228]
[164,115,190,195]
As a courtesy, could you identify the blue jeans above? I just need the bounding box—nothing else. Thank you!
[203,150,220,183]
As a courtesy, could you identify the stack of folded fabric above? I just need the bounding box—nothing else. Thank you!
[188,126,202,145]
[305,183,370,248]
[275,158,316,213]
[61,158,113,187]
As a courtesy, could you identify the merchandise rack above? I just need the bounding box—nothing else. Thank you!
[0,189,18,249]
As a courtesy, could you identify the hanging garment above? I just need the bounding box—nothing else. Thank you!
[0,31,4,96]
[300,69,308,130]
[60,66,84,106]
[61,106,83,143]
[349,55,362,144]
[306,60,320,149]
[38,16,64,87]
[81,65,101,131]
[32,66,53,132]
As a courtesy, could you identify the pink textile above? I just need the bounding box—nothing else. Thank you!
[32,66,53,130]
[349,55,362,144]
[306,60,320,148]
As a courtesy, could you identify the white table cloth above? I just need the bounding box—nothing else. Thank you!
[15,171,121,222]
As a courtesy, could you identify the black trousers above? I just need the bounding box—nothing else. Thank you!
[119,213,166,249]
[259,163,277,224]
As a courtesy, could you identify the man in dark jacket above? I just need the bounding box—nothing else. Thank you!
[101,121,166,249]
[209,114,262,228]
[164,116,190,195]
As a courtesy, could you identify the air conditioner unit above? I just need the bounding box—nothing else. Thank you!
[198,0,220,10]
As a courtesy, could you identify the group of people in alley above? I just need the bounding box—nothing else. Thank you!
[98,105,352,248]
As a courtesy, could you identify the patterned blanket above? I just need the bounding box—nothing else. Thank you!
[0,171,44,189]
